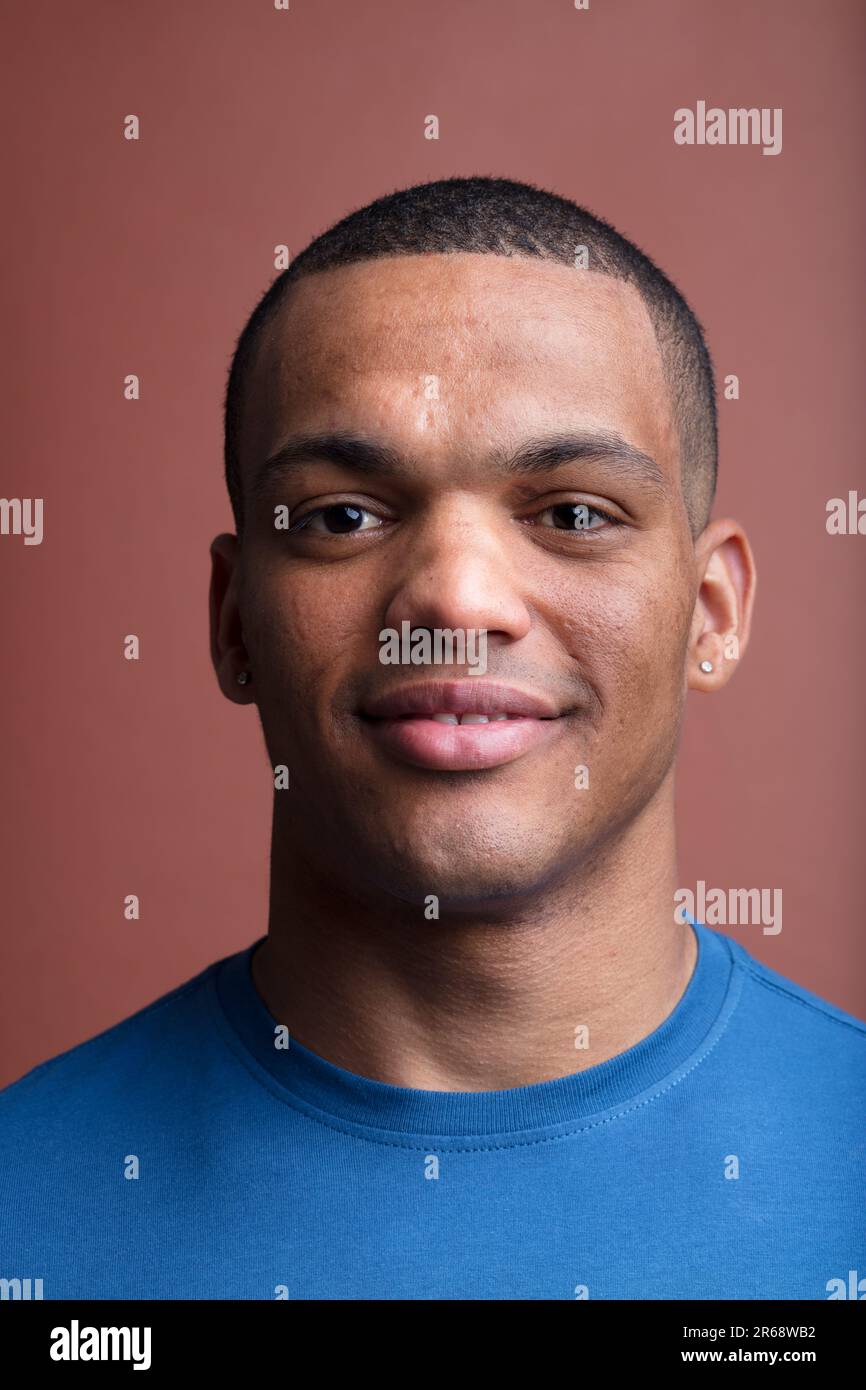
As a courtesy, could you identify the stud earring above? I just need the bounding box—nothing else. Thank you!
[236,671,251,686]
[699,660,714,673]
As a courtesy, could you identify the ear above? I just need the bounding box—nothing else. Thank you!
[687,518,757,692]
[209,533,256,704]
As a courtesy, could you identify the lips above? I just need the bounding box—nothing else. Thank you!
[360,680,560,721]
[358,680,566,771]
[412,711,519,724]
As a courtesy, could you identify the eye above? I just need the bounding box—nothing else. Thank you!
[289,503,384,535]
[534,502,621,532]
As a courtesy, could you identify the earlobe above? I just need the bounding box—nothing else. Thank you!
[209,533,255,704]
[229,666,255,702]
[217,655,256,705]
[687,519,757,692]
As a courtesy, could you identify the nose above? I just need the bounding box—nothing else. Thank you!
[380,495,532,644]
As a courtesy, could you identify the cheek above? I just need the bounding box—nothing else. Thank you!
[241,565,373,698]
[555,568,691,714]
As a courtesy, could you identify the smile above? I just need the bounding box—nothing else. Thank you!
[397,712,524,724]
[358,681,567,771]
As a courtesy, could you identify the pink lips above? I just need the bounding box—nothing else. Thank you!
[359,680,565,771]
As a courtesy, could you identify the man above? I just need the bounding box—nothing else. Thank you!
[2,177,863,1300]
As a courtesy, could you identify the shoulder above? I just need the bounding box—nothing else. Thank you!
[720,927,866,1087]
[0,956,224,1133]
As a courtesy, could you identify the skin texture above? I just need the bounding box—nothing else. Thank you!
[210,252,756,1090]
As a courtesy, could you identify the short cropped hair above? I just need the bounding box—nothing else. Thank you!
[224,176,717,536]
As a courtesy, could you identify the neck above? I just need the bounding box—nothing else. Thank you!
[252,777,695,1091]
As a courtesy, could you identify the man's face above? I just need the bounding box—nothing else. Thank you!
[228,253,699,909]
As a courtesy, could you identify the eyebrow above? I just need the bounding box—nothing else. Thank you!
[251,428,668,498]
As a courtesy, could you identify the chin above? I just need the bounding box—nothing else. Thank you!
[359,812,576,912]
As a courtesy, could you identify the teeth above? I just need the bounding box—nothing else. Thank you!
[427,712,515,724]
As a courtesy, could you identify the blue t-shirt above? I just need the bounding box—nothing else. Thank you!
[1,922,864,1300]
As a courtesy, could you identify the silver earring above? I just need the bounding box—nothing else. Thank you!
[699,660,714,673]
[236,671,251,686]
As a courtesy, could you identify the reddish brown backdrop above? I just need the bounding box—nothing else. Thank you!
[2,0,864,1085]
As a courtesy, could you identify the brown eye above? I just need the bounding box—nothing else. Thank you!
[292,504,383,535]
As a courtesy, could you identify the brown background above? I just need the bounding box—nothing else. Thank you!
[2,0,864,1087]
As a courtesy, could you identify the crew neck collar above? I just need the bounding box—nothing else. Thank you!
[211,921,743,1142]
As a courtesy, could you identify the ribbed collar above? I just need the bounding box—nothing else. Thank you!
[211,921,743,1142]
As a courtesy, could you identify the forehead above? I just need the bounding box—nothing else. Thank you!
[241,252,678,478]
